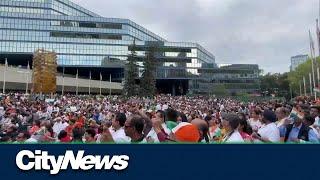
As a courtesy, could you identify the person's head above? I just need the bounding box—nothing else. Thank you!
[85,128,96,143]
[238,113,246,121]
[72,127,85,142]
[310,106,320,118]
[112,113,127,129]
[33,120,41,127]
[124,115,144,140]
[303,114,315,126]
[58,130,68,140]
[16,131,30,142]
[6,125,18,134]
[166,108,178,122]
[250,109,261,119]
[156,110,165,122]
[222,113,240,132]
[275,107,288,120]
[262,110,277,124]
[191,119,209,143]
[238,117,253,135]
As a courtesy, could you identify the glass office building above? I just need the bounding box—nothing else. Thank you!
[0,0,258,95]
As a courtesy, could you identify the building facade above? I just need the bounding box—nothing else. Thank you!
[290,55,308,71]
[0,0,258,95]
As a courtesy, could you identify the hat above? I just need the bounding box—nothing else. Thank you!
[172,122,200,143]
[263,110,277,122]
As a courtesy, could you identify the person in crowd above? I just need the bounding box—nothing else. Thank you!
[165,109,178,131]
[221,113,244,143]
[252,110,280,143]
[124,115,146,143]
[53,117,68,135]
[191,118,210,143]
[109,113,130,143]
[303,115,320,140]
[280,114,318,143]
[58,130,72,143]
[248,108,262,131]
[72,127,85,143]
[238,116,253,142]
[275,107,289,128]
[15,131,30,143]
[85,128,96,143]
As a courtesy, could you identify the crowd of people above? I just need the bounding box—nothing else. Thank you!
[0,93,319,144]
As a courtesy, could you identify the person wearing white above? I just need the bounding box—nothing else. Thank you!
[221,113,244,143]
[146,110,171,143]
[252,110,280,143]
[248,109,262,131]
[108,113,130,143]
[52,118,68,135]
[223,130,244,143]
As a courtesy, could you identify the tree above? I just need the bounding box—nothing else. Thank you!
[211,84,228,97]
[288,57,320,95]
[260,72,290,98]
[140,45,157,97]
[123,40,139,97]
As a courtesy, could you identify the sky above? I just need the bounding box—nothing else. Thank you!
[71,0,320,73]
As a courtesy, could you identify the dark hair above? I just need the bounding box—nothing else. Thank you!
[180,113,188,123]
[115,113,126,127]
[22,131,31,139]
[304,114,315,125]
[34,120,41,127]
[85,128,96,138]
[253,109,261,115]
[166,108,178,122]
[239,118,253,135]
[198,123,209,143]
[130,116,145,134]
[204,115,212,122]
[58,130,68,140]
[156,110,165,119]
[72,127,84,141]
[224,113,240,130]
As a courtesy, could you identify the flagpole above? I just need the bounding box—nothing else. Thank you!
[109,74,111,96]
[310,73,313,96]
[62,67,65,95]
[99,72,102,96]
[89,71,91,95]
[309,30,316,98]
[76,69,79,96]
[303,76,307,96]
[26,62,30,94]
[300,81,302,96]
[2,58,7,94]
[318,67,320,88]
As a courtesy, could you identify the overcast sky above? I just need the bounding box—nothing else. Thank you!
[72,0,320,73]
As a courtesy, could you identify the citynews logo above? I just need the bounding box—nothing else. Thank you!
[16,150,129,175]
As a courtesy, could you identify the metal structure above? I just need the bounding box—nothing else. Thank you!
[32,49,57,94]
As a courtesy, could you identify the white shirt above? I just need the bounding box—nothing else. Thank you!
[248,118,262,131]
[223,130,244,143]
[276,118,287,128]
[109,127,130,143]
[257,123,280,142]
[53,121,68,135]
[146,123,171,143]
[156,104,162,111]
[162,104,169,111]
[314,116,320,126]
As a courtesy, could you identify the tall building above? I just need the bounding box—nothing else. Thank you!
[0,0,258,95]
[290,55,308,71]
